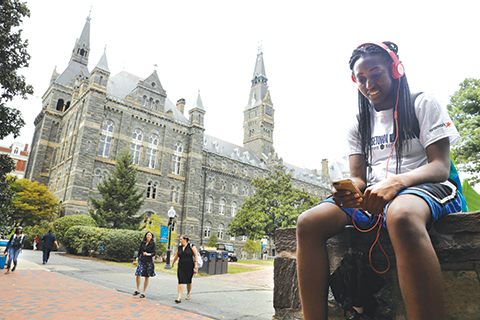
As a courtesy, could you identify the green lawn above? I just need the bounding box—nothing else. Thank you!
[104,258,272,275]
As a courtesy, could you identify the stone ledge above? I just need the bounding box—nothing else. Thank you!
[273,211,480,320]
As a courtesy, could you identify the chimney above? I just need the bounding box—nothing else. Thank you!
[24,144,29,152]
[176,98,185,114]
[321,158,329,176]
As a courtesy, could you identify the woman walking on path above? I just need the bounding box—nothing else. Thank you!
[4,226,25,274]
[33,235,39,251]
[171,235,198,303]
[296,41,464,319]
[133,231,156,298]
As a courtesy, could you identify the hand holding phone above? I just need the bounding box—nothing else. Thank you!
[332,178,363,208]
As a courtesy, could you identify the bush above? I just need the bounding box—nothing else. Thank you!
[53,215,97,245]
[22,221,52,249]
[63,226,109,255]
[100,229,144,262]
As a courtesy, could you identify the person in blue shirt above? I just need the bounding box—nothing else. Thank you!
[4,226,25,274]
[41,230,59,264]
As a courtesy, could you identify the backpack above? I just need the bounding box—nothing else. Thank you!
[11,234,25,249]
[411,92,468,212]
[191,244,203,268]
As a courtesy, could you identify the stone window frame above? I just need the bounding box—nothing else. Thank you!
[93,169,102,189]
[231,201,237,217]
[204,221,212,238]
[218,223,224,240]
[146,134,159,169]
[147,181,158,200]
[131,129,143,165]
[172,142,183,175]
[206,196,214,213]
[219,199,226,215]
[170,186,180,203]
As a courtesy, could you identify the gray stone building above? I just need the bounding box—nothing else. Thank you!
[25,16,331,251]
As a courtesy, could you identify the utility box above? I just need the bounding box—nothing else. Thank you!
[0,239,8,269]
[221,251,229,274]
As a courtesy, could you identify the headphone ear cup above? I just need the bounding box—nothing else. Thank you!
[351,74,357,83]
[391,61,405,79]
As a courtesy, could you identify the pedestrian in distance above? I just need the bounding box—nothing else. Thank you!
[33,235,39,251]
[4,226,25,274]
[133,231,156,298]
[171,235,198,303]
[41,230,59,264]
[296,41,465,320]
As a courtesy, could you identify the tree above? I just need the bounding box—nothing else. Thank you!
[89,148,146,230]
[447,78,480,185]
[228,170,320,242]
[208,233,219,247]
[0,1,33,235]
[0,156,15,236]
[10,178,60,226]
[243,239,262,260]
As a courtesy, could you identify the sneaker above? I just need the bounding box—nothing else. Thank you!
[11,265,16,272]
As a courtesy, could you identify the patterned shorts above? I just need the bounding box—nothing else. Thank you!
[323,179,463,229]
[135,260,156,278]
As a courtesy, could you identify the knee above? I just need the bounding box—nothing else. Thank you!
[297,205,338,243]
[386,204,427,241]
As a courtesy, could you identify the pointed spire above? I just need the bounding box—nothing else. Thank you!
[191,89,205,111]
[95,46,109,72]
[245,47,269,110]
[70,14,91,66]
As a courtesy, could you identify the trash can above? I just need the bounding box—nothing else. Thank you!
[199,250,217,275]
[215,250,224,274]
[0,239,8,269]
[221,251,228,274]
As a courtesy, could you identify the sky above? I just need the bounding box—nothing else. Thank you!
[3,0,480,185]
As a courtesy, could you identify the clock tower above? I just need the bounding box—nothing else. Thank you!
[243,46,275,161]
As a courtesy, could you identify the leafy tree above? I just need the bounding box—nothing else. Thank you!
[447,78,480,185]
[208,233,219,247]
[140,214,173,259]
[10,178,60,226]
[228,170,320,242]
[0,157,15,236]
[89,148,146,229]
[243,239,262,259]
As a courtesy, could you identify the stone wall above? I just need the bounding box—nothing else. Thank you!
[274,211,480,320]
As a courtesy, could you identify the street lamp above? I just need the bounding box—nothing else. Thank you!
[164,206,176,269]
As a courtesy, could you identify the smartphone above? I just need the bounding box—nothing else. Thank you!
[332,178,363,197]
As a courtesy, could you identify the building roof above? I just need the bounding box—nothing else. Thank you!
[55,61,90,87]
[203,134,268,170]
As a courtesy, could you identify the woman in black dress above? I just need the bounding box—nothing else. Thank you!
[171,235,198,303]
[133,231,156,298]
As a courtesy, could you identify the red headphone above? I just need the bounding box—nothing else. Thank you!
[351,42,405,83]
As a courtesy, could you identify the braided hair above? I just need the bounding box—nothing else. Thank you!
[348,41,418,174]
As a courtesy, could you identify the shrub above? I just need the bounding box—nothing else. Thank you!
[53,215,97,245]
[22,221,52,249]
[100,229,144,262]
[63,226,109,255]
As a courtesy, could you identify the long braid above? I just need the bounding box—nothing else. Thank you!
[349,41,418,174]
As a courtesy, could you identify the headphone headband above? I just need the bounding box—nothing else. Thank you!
[351,42,405,83]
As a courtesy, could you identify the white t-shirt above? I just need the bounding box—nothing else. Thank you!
[347,93,460,185]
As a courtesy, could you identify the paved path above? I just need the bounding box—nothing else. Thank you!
[0,251,274,320]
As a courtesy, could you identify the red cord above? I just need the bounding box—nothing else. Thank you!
[351,78,402,274]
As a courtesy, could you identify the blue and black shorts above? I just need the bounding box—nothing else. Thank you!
[323,178,464,229]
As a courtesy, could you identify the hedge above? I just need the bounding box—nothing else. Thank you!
[53,215,97,245]
[63,226,109,255]
[100,229,144,262]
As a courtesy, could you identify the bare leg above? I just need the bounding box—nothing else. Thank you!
[186,283,192,299]
[142,277,149,294]
[177,284,184,300]
[386,195,445,320]
[296,203,348,320]
[136,276,141,292]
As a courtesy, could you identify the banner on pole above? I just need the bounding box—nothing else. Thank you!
[160,225,168,243]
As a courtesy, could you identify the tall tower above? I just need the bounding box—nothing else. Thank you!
[243,45,274,160]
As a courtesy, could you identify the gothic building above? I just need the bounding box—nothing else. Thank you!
[25,16,331,249]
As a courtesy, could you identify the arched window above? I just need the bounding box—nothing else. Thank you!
[219,199,225,215]
[154,100,159,111]
[142,96,147,106]
[207,196,213,213]
[130,129,143,165]
[56,99,65,111]
[204,222,211,238]
[147,182,152,198]
[148,98,152,109]
[218,224,224,240]
[146,134,158,169]
[170,186,180,203]
[93,170,101,189]
[172,142,183,175]
[231,202,237,217]
[98,120,114,158]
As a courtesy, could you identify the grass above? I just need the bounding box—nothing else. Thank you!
[103,258,272,275]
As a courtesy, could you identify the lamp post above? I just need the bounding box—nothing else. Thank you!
[164,206,176,269]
